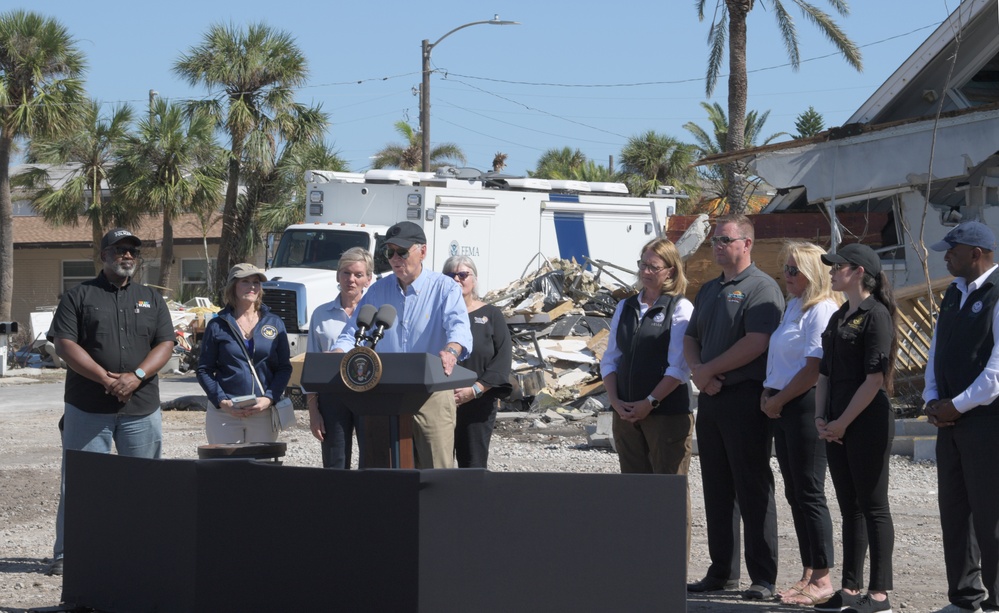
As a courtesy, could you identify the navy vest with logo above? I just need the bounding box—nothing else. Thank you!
[933,267,999,412]
[614,293,690,415]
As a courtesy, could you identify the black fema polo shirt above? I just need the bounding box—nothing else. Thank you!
[50,272,175,415]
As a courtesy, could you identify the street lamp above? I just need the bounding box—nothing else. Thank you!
[421,15,519,172]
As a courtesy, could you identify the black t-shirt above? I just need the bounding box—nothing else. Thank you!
[819,296,894,418]
[50,272,175,415]
[459,304,512,399]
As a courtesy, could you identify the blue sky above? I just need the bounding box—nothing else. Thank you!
[26,0,959,175]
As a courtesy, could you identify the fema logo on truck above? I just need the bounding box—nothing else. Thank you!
[448,240,480,257]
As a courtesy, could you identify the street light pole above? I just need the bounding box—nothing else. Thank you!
[420,15,519,172]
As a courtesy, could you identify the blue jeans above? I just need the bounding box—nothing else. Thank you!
[53,403,162,559]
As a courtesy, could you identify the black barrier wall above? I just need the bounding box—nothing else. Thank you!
[64,451,687,612]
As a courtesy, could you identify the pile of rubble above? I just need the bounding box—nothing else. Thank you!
[486,258,638,447]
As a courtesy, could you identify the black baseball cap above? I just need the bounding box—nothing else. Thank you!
[383,221,427,248]
[821,243,882,276]
[100,228,141,249]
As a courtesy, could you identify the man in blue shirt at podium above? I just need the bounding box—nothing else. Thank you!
[334,221,472,468]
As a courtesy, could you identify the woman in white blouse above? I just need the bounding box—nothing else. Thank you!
[762,241,841,606]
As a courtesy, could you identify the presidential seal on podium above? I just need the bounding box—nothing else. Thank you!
[340,346,382,392]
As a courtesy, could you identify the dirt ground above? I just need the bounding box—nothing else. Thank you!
[0,372,952,613]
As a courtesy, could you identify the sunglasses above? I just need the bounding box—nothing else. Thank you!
[110,245,140,257]
[831,262,854,272]
[783,264,800,277]
[445,271,473,281]
[710,235,747,246]
[384,246,411,259]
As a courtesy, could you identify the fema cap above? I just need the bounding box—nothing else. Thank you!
[929,221,996,252]
[821,243,882,276]
[383,221,427,248]
[226,263,268,284]
[100,228,141,250]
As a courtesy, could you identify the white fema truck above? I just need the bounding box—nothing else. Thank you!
[262,168,682,356]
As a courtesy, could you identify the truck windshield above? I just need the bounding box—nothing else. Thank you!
[271,229,371,271]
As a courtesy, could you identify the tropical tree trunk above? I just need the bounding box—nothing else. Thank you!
[90,171,105,273]
[0,132,14,321]
[90,223,104,274]
[215,146,242,298]
[725,0,751,215]
[159,212,174,295]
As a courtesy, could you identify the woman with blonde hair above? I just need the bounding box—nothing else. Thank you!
[601,237,694,475]
[197,263,292,443]
[762,241,840,606]
[306,247,374,468]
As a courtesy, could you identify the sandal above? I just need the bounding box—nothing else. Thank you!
[781,584,834,606]
[779,580,809,598]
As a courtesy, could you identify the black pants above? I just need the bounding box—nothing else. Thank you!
[318,393,357,469]
[772,387,834,570]
[695,379,778,584]
[937,408,999,611]
[826,396,894,591]
[454,397,497,468]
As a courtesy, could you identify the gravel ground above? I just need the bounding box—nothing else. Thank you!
[0,373,949,612]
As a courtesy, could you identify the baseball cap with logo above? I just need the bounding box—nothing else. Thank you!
[226,263,268,284]
[929,221,997,252]
[100,228,141,250]
[383,221,427,248]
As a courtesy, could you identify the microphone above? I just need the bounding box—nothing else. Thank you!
[354,304,378,346]
[369,305,397,349]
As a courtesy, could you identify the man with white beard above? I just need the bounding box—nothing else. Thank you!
[46,228,175,577]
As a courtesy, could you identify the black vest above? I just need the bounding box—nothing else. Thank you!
[614,293,690,415]
[933,267,999,411]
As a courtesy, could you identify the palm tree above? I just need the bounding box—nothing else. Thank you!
[113,98,226,293]
[174,22,317,294]
[372,120,465,171]
[254,140,349,235]
[684,101,787,202]
[619,132,700,199]
[529,147,586,179]
[0,10,87,320]
[22,101,136,271]
[696,0,862,213]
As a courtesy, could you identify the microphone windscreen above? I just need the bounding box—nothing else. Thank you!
[356,304,377,328]
[374,304,397,329]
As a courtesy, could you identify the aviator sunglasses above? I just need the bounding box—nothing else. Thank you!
[783,264,800,277]
[384,246,412,259]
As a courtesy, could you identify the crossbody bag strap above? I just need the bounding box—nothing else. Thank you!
[220,318,265,397]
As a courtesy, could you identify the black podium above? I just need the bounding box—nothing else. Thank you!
[302,352,476,468]
[62,451,688,612]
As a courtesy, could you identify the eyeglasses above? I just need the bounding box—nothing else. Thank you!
[384,246,411,260]
[445,271,473,281]
[710,236,747,246]
[831,262,854,272]
[636,260,667,273]
[783,264,800,277]
[110,245,140,257]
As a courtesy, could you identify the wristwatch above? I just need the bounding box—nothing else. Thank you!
[134,367,146,381]
[646,394,660,408]
[444,346,459,358]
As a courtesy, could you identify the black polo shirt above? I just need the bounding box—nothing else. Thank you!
[686,263,784,386]
[819,296,894,419]
[51,272,175,415]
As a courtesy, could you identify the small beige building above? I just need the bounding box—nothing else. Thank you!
[12,213,225,341]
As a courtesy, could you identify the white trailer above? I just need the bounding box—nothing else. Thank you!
[262,169,682,356]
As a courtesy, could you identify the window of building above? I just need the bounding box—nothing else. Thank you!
[181,258,216,300]
[62,261,95,295]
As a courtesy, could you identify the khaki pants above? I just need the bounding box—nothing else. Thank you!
[412,390,456,469]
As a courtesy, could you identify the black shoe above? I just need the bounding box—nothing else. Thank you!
[46,558,63,576]
[687,576,740,592]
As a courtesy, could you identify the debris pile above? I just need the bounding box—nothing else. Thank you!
[486,258,637,447]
